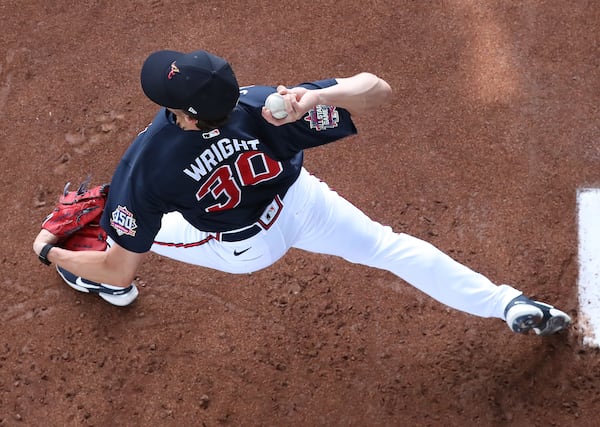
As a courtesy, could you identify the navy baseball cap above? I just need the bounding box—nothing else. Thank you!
[140,49,240,121]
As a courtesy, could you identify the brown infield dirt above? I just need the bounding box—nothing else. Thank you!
[1,1,600,426]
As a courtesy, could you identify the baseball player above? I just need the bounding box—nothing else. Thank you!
[33,49,571,336]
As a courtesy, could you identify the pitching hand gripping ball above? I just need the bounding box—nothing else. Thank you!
[265,93,288,119]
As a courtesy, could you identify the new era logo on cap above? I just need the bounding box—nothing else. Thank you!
[141,49,240,121]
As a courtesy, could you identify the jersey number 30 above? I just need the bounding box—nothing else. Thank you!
[196,151,283,212]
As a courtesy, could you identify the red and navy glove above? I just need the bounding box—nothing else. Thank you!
[41,177,109,250]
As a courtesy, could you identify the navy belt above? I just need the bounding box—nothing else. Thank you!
[215,195,283,243]
[219,224,262,242]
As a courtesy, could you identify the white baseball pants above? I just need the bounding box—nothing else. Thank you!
[152,168,520,319]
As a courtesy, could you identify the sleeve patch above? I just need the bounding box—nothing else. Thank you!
[110,205,138,237]
[304,105,339,131]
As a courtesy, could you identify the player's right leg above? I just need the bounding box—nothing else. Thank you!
[285,170,570,333]
[503,295,570,335]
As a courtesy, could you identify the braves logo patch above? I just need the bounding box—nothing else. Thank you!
[168,62,180,80]
[304,105,339,131]
[110,205,138,237]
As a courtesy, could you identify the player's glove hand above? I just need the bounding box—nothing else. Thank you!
[60,221,108,251]
[41,177,109,245]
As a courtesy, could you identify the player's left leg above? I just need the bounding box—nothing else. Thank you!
[150,210,291,274]
[55,237,139,306]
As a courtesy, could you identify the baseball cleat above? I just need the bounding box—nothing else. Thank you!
[56,266,138,307]
[504,295,571,336]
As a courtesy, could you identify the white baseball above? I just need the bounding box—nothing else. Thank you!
[265,93,288,119]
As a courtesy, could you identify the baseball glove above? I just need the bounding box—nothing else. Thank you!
[60,221,108,251]
[41,177,109,251]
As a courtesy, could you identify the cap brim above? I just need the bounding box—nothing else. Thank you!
[140,50,184,108]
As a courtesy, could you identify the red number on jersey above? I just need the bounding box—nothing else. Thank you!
[236,152,283,186]
[196,152,283,212]
[196,165,241,212]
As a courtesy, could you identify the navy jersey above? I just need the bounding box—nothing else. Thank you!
[101,79,357,253]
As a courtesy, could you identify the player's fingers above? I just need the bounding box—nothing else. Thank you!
[261,107,284,126]
[261,105,299,126]
[33,228,60,257]
[38,228,60,242]
[294,93,315,114]
[289,98,301,117]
